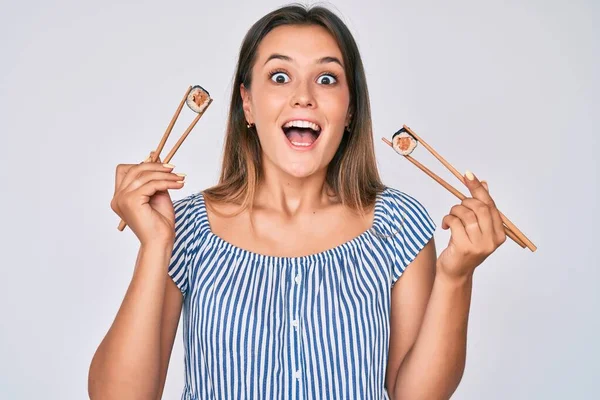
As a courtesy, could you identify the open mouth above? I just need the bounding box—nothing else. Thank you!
[282,121,322,147]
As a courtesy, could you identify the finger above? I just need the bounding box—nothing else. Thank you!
[116,151,162,193]
[466,175,504,244]
[489,202,506,245]
[131,178,185,201]
[494,218,507,245]
[115,164,137,194]
[117,162,175,193]
[461,198,494,244]
[448,204,481,243]
[464,170,496,208]
[122,171,185,194]
[441,214,471,245]
[148,151,163,164]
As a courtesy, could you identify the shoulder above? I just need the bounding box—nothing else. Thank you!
[168,191,207,296]
[171,191,207,230]
[377,186,437,286]
[378,186,434,219]
[172,190,203,208]
[172,190,212,214]
[375,185,437,235]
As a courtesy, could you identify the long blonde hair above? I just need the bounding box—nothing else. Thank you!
[203,4,386,216]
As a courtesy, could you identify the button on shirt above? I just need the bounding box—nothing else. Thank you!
[168,186,436,399]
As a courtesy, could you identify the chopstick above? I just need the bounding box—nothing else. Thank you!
[148,85,194,165]
[382,127,536,252]
[399,125,536,252]
[117,86,212,232]
[382,136,525,249]
[160,97,212,165]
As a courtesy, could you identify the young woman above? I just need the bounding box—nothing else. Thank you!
[89,4,505,400]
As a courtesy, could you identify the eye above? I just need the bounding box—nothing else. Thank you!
[317,73,338,85]
[270,71,290,84]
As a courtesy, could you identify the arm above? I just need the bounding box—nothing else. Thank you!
[386,237,471,399]
[390,241,472,399]
[155,278,184,399]
[387,174,504,399]
[385,238,436,393]
[88,243,183,399]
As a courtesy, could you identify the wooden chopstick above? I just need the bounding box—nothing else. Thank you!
[149,85,193,164]
[382,137,530,251]
[400,125,536,252]
[161,97,213,165]
[117,87,212,232]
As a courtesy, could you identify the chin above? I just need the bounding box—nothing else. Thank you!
[259,135,334,179]
[282,162,321,178]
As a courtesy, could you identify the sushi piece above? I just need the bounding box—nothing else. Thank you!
[186,85,211,113]
[392,127,418,156]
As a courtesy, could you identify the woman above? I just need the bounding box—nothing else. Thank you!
[89,4,506,399]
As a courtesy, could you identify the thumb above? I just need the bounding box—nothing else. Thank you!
[144,151,163,163]
[481,180,489,192]
[153,151,163,163]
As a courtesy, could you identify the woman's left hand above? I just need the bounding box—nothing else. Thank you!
[436,171,507,280]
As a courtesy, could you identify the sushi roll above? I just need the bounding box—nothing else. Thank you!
[186,85,211,113]
[391,127,418,156]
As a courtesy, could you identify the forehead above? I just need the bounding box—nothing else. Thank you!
[256,24,343,64]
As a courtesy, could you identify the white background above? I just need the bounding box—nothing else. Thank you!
[0,0,597,398]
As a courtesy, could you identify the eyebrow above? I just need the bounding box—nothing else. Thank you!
[263,53,344,68]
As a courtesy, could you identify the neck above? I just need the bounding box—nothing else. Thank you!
[254,165,336,216]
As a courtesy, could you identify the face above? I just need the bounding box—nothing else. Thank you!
[241,24,352,179]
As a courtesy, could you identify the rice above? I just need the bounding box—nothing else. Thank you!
[391,127,418,156]
[186,85,211,113]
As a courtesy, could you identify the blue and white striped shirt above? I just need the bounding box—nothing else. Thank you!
[168,186,436,399]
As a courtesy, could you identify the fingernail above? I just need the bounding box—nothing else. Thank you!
[465,170,475,181]
[163,163,175,169]
[175,173,187,178]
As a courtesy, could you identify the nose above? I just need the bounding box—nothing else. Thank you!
[290,80,315,108]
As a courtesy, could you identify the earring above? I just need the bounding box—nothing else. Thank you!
[247,122,255,128]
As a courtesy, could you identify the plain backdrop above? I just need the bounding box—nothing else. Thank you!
[0,0,597,398]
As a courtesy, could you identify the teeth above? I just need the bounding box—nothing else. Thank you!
[283,120,321,131]
[290,141,312,147]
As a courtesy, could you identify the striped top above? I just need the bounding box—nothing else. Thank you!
[167,186,436,400]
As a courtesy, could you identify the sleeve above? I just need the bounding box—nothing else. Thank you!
[386,189,437,288]
[167,194,196,296]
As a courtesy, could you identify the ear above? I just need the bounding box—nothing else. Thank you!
[240,83,254,123]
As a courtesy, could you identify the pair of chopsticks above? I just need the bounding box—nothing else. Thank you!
[117,86,213,231]
[382,125,536,252]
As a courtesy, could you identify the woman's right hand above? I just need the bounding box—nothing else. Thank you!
[110,152,186,246]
